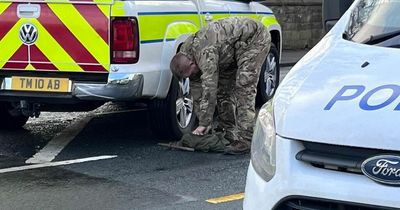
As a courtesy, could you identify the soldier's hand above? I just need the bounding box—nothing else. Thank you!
[192,126,211,136]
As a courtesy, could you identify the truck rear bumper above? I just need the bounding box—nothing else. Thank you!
[0,73,144,101]
[73,73,143,100]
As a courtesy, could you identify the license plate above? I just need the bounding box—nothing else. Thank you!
[11,76,70,93]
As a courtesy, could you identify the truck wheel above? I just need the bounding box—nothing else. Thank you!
[256,43,280,107]
[0,102,29,129]
[149,77,196,141]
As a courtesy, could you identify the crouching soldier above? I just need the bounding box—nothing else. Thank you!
[170,17,271,154]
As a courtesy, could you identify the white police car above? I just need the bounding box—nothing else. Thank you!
[244,0,400,209]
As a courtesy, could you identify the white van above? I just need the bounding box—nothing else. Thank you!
[244,0,400,209]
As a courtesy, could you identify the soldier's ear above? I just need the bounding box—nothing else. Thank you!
[171,71,181,80]
[173,75,181,81]
[172,69,183,81]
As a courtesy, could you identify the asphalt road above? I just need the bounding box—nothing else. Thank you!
[0,67,291,210]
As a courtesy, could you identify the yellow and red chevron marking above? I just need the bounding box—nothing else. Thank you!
[7,0,113,4]
[0,2,110,72]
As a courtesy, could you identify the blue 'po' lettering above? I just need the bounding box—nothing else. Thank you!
[324,85,365,110]
[359,85,400,111]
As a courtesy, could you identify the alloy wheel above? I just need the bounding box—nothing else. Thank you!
[264,52,278,98]
[176,78,193,128]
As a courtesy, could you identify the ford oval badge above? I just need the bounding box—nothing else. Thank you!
[361,155,400,186]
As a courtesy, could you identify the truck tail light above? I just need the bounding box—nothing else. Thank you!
[111,17,139,64]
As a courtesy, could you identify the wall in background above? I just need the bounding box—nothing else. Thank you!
[262,0,324,50]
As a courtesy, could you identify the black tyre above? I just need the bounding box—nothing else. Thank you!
[256,43,280,107]
[0,102,28,129]
[149,77,197,141]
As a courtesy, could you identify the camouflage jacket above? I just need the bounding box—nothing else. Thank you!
[180,17,267,127]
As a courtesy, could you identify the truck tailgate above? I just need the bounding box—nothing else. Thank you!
[0,0,111,73]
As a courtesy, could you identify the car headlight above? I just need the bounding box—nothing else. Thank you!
[251,100,276,182]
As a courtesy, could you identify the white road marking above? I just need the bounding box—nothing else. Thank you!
[174,195,198,204]
[26,108,146,164]
[26,116,93,164]
[0,155,117,174]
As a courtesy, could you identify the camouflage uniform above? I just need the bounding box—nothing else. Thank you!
[180,17,271,144]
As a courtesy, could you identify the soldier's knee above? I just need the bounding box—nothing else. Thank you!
[236,74,259,88]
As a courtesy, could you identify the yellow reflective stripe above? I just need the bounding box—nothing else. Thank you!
[207,14,229,20]
[111,1,125,16]
[41,0,113,4]
[261,16,278,27]
[200,13,229,25]
[139,15,201,42]
[233,14,258,19]
[0,20,23,69]
[25,64,36,70]
[0,2,11,15]
[201,13,262,26]
[95,3,110,18]
[30,19,83,72]
[137,13,277,42]
[48,3,109,69]
[165,22,198,40]
[85,0,113,4]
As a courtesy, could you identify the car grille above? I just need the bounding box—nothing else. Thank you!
[273,197,398,210]
[296,141,400,174]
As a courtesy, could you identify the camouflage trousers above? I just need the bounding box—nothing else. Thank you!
[191,28,271,144]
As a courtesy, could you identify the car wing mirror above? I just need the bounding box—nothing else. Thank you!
[323,0,354,33]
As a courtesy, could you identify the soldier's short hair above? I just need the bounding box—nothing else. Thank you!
[170,52,189,80]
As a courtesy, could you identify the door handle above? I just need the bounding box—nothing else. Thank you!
[205,13,213,22]
[17,4,41,18]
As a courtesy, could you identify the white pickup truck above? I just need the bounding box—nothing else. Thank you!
[0,0,281,139]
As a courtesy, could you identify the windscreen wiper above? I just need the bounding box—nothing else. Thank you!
[362,29,400,45]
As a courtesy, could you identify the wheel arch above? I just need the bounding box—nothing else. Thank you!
[156,21,199,98]
[270,30,281,52]
[260,15,282,61]
[267,24,282,60]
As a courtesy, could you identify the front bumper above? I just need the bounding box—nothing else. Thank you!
[0,73,144,101]
[243,136,400,210]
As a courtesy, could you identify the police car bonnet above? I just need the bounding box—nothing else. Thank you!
[273,36,400,151]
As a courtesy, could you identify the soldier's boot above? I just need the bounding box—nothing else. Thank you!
[223,130,237,143]
[224,140,251,155]
[215,126,236,143]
